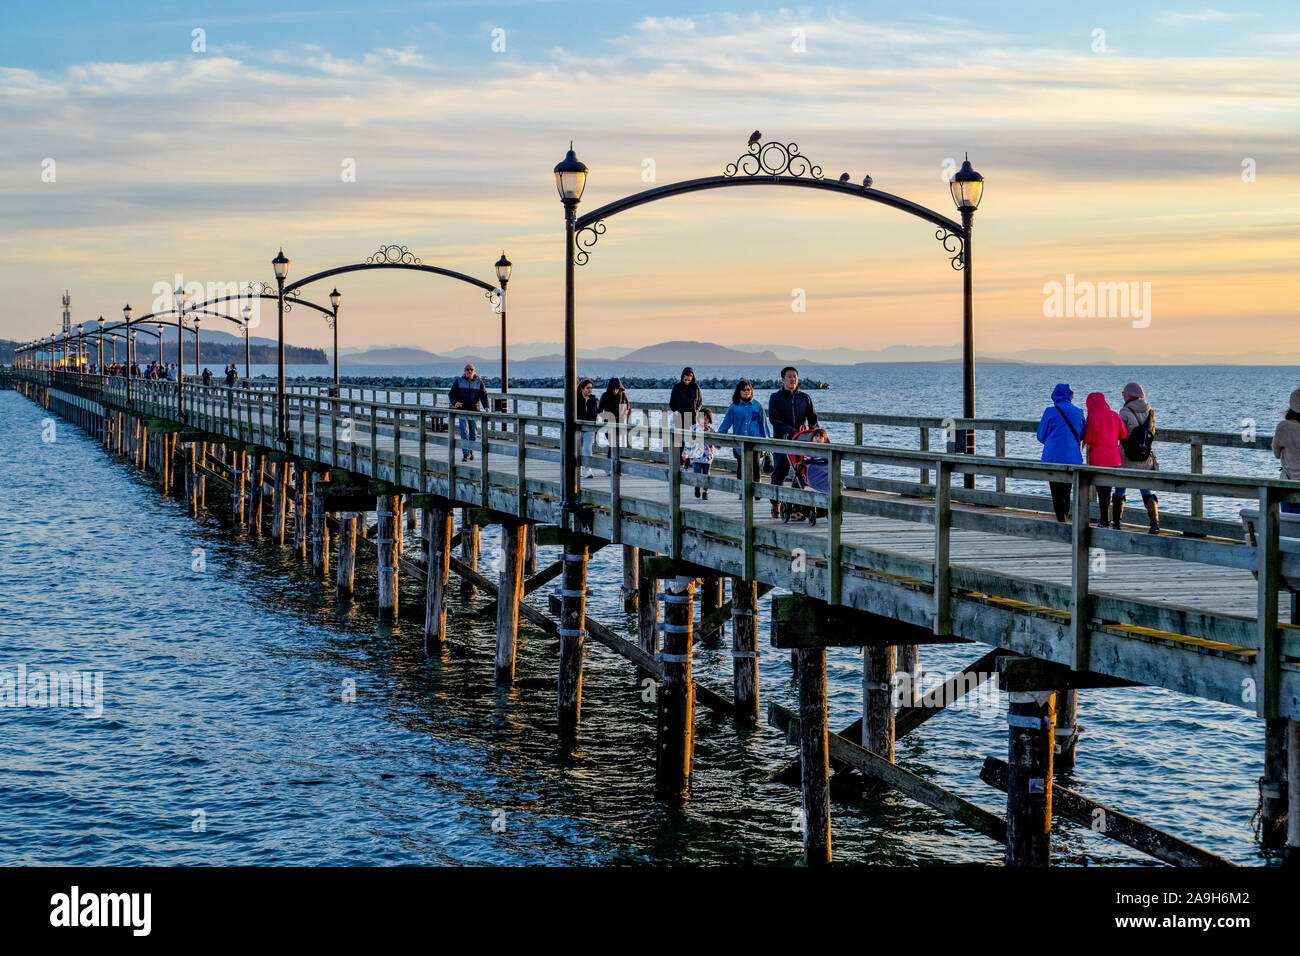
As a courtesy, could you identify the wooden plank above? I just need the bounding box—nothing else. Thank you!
[933,460,952,636]
[1257,486,1281,718]
[1070,470,1091,670]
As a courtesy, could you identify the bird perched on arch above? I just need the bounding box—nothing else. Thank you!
[838,172,850,182]
[748,130,762,147]
[862,174,874,189]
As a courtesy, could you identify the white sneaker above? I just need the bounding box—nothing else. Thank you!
[581,468,593,478]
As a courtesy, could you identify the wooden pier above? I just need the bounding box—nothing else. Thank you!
[7,367,1300,867]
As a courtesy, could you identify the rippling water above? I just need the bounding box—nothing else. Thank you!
[0,366,1287,865]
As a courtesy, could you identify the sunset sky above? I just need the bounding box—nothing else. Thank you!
[2,1,1298,359]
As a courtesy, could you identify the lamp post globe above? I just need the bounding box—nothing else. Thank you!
[950,153,984,212]
[494,252,512,286]
[272,249,290,447]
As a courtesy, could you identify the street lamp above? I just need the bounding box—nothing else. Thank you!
[97,317,105,382]
[272,248,290,448]
[494,252,511,400]
[123,304,133,405]
[241,303,252,381]
[76,322,85,378]
[156,323,166,368]
[174,284,187,419]
[193,313,202,380]
[555,144,588,528]
[327,287,341,391]
[950,153,983,485]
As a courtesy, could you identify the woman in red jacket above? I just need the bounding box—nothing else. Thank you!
[1082,391,1126,528]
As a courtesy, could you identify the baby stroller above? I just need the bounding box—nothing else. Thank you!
[778,428,830,526]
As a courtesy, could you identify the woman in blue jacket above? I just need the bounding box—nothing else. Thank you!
[717,379,768,498]
[1036,382,1086,522]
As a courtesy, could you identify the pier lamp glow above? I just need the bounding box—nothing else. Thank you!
[950,153,984,485]
[494,253,511,399]
[555,144,588,526]
[327,287,341,390]
[241,303,253,381]
[272,249,290,448]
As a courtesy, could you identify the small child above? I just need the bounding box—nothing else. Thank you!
[687,408,718,500]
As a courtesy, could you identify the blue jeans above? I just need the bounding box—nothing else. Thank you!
[458,417,476,456]
[1112,457,1160,502]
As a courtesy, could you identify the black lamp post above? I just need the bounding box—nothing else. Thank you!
[156,323,165,368]
[327,287,341,391]
[76,323,85,378]
[174,285,187,419]
[272,249,290,448]
[554,144,588,528]
[950,153,984,487]
[123,304,133,406]
[241,304,252,381]
[97,317,105,382]
[193,314,202,380]
[494,253,512,399]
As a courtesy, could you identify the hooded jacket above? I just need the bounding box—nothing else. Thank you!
[1117,396,1156,466]
[669,368,703,417]
[576,379,598,422]
[768,386,818,439]
[1273,417,1300,480]
[1036,383,1085,465]
[1082,392,1125,468]
[597,378,631,421]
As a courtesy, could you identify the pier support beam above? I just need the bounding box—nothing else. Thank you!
[231,449,246,523]
[637,555,658,666]
[336,512,358,597]
[1288,719,1300,866]
[184,443,198,516]
[459,507,480,598]
[1056,688,1080,774]
[1006,688,1057,867]
[1263,717,1289,850]
[246,453,264,534]
[294,466,309,559]
[796,646,832,866]
[655,574,696,804]
[731,576,760,723]
[524,524,537,575]
[495,520,526,683]
[622,545,640,613]
[271,460,289,544]
[557,543,590,735]
[863,645,896,761]
[897,643,921,708]
[423,503,453,650]
[376,494,398,620]
[311,473,330,578]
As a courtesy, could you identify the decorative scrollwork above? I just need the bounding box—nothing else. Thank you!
[241,280,301,312]
[366,244,422,265]
[574,220,606,266]
[724,131,823,180]
[935,228,965,271]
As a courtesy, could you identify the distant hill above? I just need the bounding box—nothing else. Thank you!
[349,347,451,364]
[617,341,782,365]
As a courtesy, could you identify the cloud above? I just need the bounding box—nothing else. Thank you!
[1157,8,1237,25]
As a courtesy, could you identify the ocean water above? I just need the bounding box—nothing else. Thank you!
[0,364,1292,865]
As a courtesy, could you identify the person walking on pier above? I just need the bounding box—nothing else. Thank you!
[576,377,599,478]
[767,366,818,517]
[1111,382,1161,533]
[1035,383,1085,522]
[201,367,213,387]
[669,367,703,467]
[1082,391,1126,528]
[718,378,767,498]
[1273,387,1300,514]
[225,364,238,386]
[686,407,717,500]
[449,363,489,461]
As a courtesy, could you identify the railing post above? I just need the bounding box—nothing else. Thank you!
[370,404,378,477]
[741,438,755,580]
[419,408,428,493]
[610,421,622,543]
[1069,469,1092,671]
[933,459,952,635]
[996,428,1007,493]
[1256,485,1281,719]
[668,425,682,560]
[919,426,930,486]
[516,414,527,519]
[1190,439,1205,523]
[853,421,863,477]
[828,448,842,605]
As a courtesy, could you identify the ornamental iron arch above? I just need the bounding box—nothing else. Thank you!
[556,132,984,525]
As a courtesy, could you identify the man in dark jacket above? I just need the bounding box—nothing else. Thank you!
[767,366,818,516]
[449,363,489,460]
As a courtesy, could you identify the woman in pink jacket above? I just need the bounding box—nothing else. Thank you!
[1082,392,1126,528]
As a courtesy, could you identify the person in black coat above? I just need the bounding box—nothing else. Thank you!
[449,362,489,460]
[576,377,599,477]
[767,365,818,516]
[669,367,703,468]
[596,377,631,470]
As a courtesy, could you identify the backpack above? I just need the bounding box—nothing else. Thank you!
[1122,409,1154,460]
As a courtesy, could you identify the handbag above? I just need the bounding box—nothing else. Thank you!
[762,452,774,475]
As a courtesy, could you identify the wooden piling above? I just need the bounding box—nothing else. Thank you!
[311,473,329,578]
[271,460,288,544]
[796,646,832,866]
[897,643,921,708]
[1006,690,1057,867]
[376,493,398,619]
[458,507,480,597]
[863,645,895,761]
[1056,688,1080,774]
[246,452,263,534]
[1262,717,1289,850]
[622,545,640,613]
[336,512,358,597]
[231,449,246,523]
[699,574,724,642]
[557,543,589,735]
[655,574,695,803]
[731,576,760,723]
[294,466,309,559]
[495,520,526,683]
[184,443,198,516]
[524,523,537,575]
[637,554,658,664]
[423,503,453,650]
[1288,719,1300,866]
